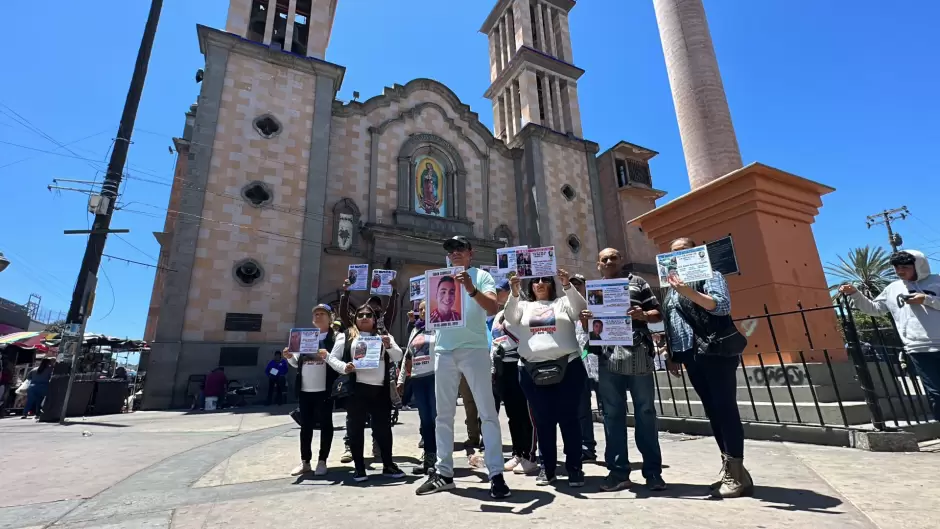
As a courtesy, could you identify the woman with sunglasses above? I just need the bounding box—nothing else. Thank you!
[328,303,405,482]
[504,269,588,487]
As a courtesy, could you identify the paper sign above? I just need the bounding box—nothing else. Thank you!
[347,264,369,291]
[371,269,396,296]
[585,279,632,315]
[587,316,634,346]
[426,267,466,330]
[516,246,557,279]
[269,368,279,376]
[482,265,508,285]
[288,328,320,354]
[353,335,383,369]
[496,245,528,272]
[657,245,714,287]
[409,331,434,377]
[409,275,427,301]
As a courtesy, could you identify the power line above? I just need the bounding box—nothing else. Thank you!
[102,253,176,272]
[114,234,158,261]
[866,206,908,253]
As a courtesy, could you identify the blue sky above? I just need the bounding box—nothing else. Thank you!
[1,0,939,339]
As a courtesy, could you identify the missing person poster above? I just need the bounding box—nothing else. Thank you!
[347,264,369,291]
[426,266,466,330]
[496,245,528,272]
[516,246,557,279]
[587,316,634,346]
[409,275,427,302]
[353,335,383,370]
[288,328,320,354]
[370,269,397,296]
[482,265,508,285]
[656,245,714,287]
[585,278,632,315]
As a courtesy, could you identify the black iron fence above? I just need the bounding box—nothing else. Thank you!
[646,297,935,431]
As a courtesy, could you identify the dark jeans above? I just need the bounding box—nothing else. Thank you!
[578,375,597,453]
[346,383,393,473]
[683,353,744,458]
[266,376,286,406]
[908,351,940,421]
[496,362,536,460]
[598,366,661,480]
[24,384,49,418]
[410,374,437,454]
[520,357,586,476]
[298,391,334,462]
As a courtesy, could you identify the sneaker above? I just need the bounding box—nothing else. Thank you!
[647,475,667,491]
[353,469,369,483]
[581,449,597,463]
[382,463,405,479]
[340,449,353,464]
[489,473,511,499]
[568,469,586,488]
[290,461,312,476]
[600,473,632,492]
[504,455,522,472]
[535,468,556,486]
[468,453,485,469]
[314,460,328,476]
[515,458,539,475]
[413,453,435,475]
[416,473,455,496]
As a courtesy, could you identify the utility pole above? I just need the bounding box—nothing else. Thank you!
[59,0,163,422]
[866,206,909,253]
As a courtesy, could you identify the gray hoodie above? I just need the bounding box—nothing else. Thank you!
[850,250,940,353]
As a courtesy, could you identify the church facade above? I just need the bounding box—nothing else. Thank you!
[142,0,664,409]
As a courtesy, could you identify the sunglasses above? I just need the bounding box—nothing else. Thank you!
[532,277,554,284]
[447,246,469,255]
[356,312,374,319]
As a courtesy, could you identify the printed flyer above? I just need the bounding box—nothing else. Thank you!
[585,278,632,315]
[353,335,383,369]
[287,328,321,354]
[482,265,508,285]
[496,245,528,272]
[587,316,634,346]
[347,264,369,291]
[370,269,397,296]
[516,246,557,279]
[425,267,466,330]
[657,245,714,287]
[409,275,427,302]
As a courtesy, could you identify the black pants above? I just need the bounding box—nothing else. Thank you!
[346,383,393,472]
[520,358,587,476]
[495,362,536,460]
[683,353,744,458]
[299,391,334,462]
[267,376,286,406]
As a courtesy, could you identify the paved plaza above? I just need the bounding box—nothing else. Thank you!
[0,405,937,529]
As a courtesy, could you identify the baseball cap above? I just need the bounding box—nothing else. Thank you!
[312,303,333,315]
[570,274,586,285]
[496,278,511,292]
[443,235,472,252]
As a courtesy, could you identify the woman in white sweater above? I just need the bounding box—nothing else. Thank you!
[504,269,588,488]
[328,303,405,482]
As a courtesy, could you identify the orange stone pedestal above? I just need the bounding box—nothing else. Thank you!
[631,162,844,366]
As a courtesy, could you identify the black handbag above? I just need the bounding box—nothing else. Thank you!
[673,296,747,357]
[522,356,570,386]
[330,332,356,399]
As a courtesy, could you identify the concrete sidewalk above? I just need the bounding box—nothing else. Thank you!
[0,406,937,529]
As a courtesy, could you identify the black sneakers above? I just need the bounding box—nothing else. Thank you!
[416,472,455,495]
[353,469,368,483]
[382,463,405,479]
[489,473,511,499]
[535,469,556,486]
[568,469,585,488]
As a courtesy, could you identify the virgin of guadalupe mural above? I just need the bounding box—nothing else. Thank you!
[414,155,446,217]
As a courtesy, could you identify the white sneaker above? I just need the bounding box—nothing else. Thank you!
[291,461,312,476]
[504,456,522,472]
[314,460,328,476]
[515,458,539,475]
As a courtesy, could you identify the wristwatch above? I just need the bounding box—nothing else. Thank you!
[469,287,479,298]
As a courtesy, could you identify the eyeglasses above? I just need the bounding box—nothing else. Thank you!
[356,312,373,319]
[533,277,554,284]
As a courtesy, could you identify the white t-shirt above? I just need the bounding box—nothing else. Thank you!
[503,286,587,362]
[287,332,329,393]
[328,331,403,386]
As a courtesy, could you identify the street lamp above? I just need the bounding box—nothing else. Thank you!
[0,252,9,273]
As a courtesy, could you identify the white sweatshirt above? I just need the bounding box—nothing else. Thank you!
[504,286,587,362]
[328,331,403,386]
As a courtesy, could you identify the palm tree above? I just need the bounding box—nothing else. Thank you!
[825,246,896,298]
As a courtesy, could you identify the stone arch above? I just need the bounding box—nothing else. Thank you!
[494,224,514,245]
[397,133,467,220]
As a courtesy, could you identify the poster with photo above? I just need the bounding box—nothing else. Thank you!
[585,278,632,315]
[370,269,397,296]
[496,245,528,272]
[587,316,634,346]
[516,246,557,279]
[347,264,369,291]
[409,275,427,302]
[656,245,714,287]
[352,335,383,369]
[288,328,320,354]
[426,266,466,330]
[482,265,508,285]
[527,304,557,334]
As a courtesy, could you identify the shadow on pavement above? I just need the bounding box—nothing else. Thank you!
[449,486,556,515]
[751,485,845,514]
[59,420,131,428]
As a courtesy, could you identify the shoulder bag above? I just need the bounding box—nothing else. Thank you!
[672,285,747,358]
[330,332,356,400]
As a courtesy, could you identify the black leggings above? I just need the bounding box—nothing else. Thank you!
[683,354,744,458]
[299,391,334,462]
[495,362,536,460]
[346,383,393,472]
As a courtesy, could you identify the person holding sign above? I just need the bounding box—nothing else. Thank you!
[282,304,338,477]
[327,303,405,483]
[504,270,588,487]
[397,300,437,475]
[415,236,510,499]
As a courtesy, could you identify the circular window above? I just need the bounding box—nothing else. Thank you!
[561,184,577,201]
[241,181,273,208]
[252,114,282,138]
[567,234,582,254]
[233,258,265,286]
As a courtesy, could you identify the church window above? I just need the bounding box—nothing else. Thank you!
[253,114,282,138]
[233,259,265,287]
[567,234,582,254]
[561,184,576,202]
[536,75,546,122]
[241,181,273,208]
[247,0,268,44]
[292,0,311,55]
[615,159,628,188]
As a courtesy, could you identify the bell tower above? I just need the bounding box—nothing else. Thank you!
[481,0,584,143]
[225,0,338,59]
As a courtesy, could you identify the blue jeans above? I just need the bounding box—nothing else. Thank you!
[598,367,662,480]
[520,357,587,477]
[410,374,437,454]
[908,351,940,421]
[24,384,48,418]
